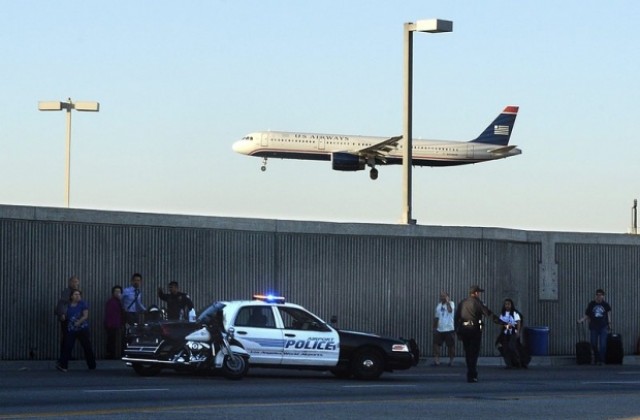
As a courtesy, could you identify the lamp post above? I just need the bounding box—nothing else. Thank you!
[38,98,99,208]
[402,19,452,225]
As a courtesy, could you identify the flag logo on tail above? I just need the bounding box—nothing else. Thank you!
[494,125,510,136]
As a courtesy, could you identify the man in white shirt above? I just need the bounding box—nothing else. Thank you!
[122,273,146,325]
[433,290,456,367]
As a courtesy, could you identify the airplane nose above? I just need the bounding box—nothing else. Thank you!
[232,140,244,153]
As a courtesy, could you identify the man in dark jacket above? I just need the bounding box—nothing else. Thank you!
[158,281,194,320]
[454,285,496,383]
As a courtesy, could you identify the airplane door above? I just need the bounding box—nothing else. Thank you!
[261,133,269,147]
[318,138,325,151]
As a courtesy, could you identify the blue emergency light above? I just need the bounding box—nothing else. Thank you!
[253,293,286,304]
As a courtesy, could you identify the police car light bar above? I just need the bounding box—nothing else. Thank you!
[253,294,286,304]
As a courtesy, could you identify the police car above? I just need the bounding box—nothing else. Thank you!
[217,294,419,380]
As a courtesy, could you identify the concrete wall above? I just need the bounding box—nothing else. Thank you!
[1,204,639,360]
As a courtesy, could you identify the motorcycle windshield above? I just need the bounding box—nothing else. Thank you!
[197,302,226,325]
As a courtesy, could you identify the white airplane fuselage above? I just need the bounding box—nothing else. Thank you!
[232,131,521,167]
[232,106,521,179]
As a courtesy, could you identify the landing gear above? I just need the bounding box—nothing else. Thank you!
[260,157,268,172]
[366,156,379,180]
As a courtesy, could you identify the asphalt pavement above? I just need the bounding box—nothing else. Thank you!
[2,356,640,419]
[1,354,638,372]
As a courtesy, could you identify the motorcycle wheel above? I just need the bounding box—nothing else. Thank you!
[131,362,162,377]
[221,354,249,380]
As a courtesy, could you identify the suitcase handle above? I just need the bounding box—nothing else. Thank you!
[576,322,588,342]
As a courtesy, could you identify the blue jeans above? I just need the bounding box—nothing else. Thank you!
[590,326,608,363]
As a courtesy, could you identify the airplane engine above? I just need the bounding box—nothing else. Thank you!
[331,153,365,171]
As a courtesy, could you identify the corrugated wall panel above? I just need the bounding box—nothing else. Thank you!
[2,205,640,360]
[552,243,640,356]
[274,234,541,358]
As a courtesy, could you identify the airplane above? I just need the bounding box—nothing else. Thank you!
[232,106,520,180]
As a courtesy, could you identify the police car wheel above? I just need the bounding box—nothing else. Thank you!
[351,349,384,380]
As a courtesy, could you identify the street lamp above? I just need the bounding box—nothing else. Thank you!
[402,19,452,225]
[38,98,100,208]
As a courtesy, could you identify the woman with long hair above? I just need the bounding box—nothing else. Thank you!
[496,298,529,368]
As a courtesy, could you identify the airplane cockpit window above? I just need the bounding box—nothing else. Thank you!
[241,136,254,141]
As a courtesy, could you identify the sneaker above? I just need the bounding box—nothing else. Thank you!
[56,364,67,372]
[467,378,478,383]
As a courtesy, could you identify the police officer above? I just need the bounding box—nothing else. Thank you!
[157,281,194,320]
[454,285,496,383]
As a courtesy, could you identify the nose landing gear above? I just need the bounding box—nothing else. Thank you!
[260,157,268,172]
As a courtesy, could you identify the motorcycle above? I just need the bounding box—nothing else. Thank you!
[122,303,250,380]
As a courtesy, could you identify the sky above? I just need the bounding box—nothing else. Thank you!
[1,1,639,234]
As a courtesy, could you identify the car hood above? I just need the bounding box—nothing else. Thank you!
[338,329,380,338]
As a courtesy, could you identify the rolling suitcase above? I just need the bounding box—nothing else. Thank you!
[576,324,592,365]
[605,332,623,364]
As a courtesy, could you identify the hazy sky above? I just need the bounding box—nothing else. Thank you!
[2,1,639,233]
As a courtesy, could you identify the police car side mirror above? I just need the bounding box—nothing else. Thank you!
[330,316,338,325]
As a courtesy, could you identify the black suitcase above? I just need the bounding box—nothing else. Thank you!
[576,341,592,365]
[606,333,623,364]
[576,324,592,365]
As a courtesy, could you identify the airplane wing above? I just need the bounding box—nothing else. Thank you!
[350,135,402,162]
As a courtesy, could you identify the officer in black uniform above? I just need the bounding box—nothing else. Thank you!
[454,285,496,383]
[157,281,194,320]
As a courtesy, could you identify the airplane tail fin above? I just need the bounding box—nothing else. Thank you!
[470,106,519,145]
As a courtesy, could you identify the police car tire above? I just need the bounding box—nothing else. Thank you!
[351,349,384,380]
[132,362,162,377]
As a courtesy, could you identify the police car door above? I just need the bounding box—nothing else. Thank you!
[276,306,339,366]
[231,305,284,365]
